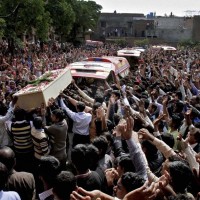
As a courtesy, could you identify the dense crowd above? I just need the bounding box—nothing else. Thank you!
[0,41,200,200]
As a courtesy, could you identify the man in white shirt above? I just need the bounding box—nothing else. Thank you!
[60,97,92,147]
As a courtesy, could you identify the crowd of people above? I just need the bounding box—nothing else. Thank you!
[0,40,200,200]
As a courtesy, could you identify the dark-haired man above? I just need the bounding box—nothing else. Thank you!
[60,97,92,147]
[0,146,35,200]
[7,108,34,172]
[45,109,68,169]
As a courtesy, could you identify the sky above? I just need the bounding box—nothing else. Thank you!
[93,0,200,17]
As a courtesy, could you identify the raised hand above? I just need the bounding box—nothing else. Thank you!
[105,168,119,187]
[138,128,155,142]
[70,187,101,200]
[121,116,134,140]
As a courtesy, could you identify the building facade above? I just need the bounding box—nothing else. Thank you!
[95,12,199,43]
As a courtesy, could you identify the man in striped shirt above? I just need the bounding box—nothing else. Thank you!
[7,108,34,173]
[31,116,50,160]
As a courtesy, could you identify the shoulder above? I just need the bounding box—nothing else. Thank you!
[0,191,21,200]
[9,171,35,183]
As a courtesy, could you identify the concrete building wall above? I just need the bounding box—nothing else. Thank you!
[156,29,192,42]
[154,17,193,42]
[97,13,145,37]
[193,16,200,41]
[96,13,197,43]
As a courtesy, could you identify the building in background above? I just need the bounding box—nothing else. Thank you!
[95,11,199,44]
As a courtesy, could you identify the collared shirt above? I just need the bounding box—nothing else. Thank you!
[39,188,53,200]
[0,190,21,200]
[60,98,92,135]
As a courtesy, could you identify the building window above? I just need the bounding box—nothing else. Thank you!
[100,21,106,28]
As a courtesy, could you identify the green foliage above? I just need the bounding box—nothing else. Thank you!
[0,18,6,37]
[69,0,102,42]
[178,39,200,48]
[105,38,128,47]
[46,0,75,38]
[0,0,102,48]
[0,0,50,41]
[134,38,149,47]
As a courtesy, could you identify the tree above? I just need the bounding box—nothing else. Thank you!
[69,0,102,43]
[0,0,50,54]
[46,0,75,47]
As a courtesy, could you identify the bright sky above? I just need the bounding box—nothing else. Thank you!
[93,0,200,17]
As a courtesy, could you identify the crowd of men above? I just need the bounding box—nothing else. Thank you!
[0,40,200,200]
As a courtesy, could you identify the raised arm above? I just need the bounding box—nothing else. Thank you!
[121,116,148,180]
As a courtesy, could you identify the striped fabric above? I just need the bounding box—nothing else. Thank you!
[11,121,33,153]
[31,127,50,159]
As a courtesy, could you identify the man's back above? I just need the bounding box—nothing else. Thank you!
[10,120,33,153]
[45,119,68,165]
[76,170,102,191]
[7,171,35,200]
[0,190,21,200]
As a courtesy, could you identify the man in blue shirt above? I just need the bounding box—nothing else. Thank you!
[60,96,92,147]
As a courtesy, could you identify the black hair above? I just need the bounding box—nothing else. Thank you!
[193,128,200,143]
[171,114,182,130]
[161,133,175,148]
[92,136,108,158]
[168,155,189,166]
[175,91,182,100]
[0,162,9,190]
[52,109,65,122]
[14,108,27,121]
[121,172,145,193]
[86,144,99,170]
[71,144,89,173]
[141,140,158,159]
[53,171,77,200]
[0,146,15,172]
[0,103,7,116]
[106,119,115,132]
[94,93,104,104]
[76,101,86,112]
[33,116,43,129]
[168,161,193,193]
[175,101,184,113]
[37,156,61,186]
[92,102,102,112]
[118,155,135,173]
[112,90,121,99]
[113,113,122,126]
[103,131,114,147]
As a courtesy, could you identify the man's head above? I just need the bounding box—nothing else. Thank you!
[92,136,108,158]
[14,108,27,121]
[169,114,182,130]
[53,171,77,200]
[188,127,200,145]
[114,172,145,199]
[111,90,121,101]
[51,109,65,123]
[0,146,16,172]
[116,155,135,177]
[33,116,43,129]
[76,101,86,112]
[94,93,104,104]
[38,156,61,188]
[71,144,89,173]
[162,160,193,193]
